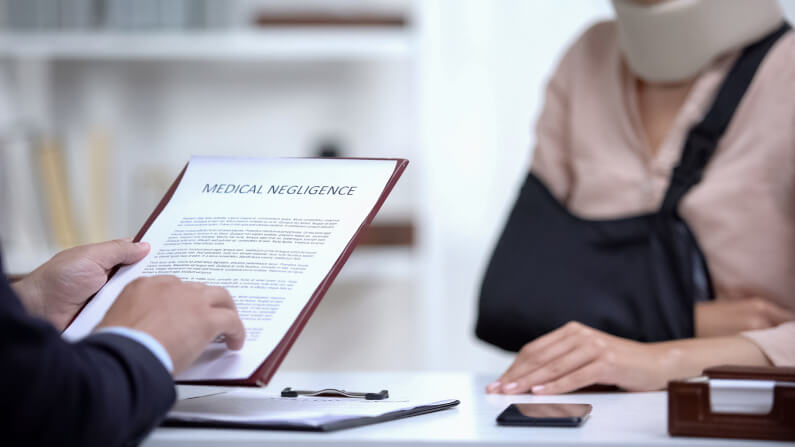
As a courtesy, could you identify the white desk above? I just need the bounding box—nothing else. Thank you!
[143,371,788,447]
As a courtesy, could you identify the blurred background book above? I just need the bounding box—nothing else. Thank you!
[1,0,794,375]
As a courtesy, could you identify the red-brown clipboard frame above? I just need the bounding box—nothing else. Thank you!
[67,157,409,387]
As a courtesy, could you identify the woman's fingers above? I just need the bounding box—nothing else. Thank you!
[532,360,608,395]
[491,322,609,394]
[498,322,585,376]
[498,331,580,388]
[502,336,606,394]
[518,321,585,360]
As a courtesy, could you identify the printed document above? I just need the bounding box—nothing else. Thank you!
[63,157,399,381]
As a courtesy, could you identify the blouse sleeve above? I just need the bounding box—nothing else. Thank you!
[529,22,603,203]
[529,68,573,202]
[741,322,795,366]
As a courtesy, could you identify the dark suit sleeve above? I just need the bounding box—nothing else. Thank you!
[0,268,176,446]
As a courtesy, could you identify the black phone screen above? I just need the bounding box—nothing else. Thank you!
[496,403,592,427]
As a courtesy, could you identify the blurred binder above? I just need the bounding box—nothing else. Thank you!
[668,365,795,441]
[37,137,80,249]
[84,129,111,243]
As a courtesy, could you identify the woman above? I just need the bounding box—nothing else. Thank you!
[484,0,795,395]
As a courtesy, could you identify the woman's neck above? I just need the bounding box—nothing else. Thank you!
[635,78,693,156]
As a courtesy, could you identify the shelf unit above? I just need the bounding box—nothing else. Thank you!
[0,28,412,61]
[0,25,417,277]
[0,13,428,373]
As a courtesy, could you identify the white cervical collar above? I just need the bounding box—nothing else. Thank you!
[611,0,784,83]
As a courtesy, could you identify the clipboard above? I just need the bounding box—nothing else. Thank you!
[64,157,409,387]
[162,388,460,432]
[668,365,795,441]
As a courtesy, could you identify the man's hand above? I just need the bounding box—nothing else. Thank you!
[98,276,246,375]
[11,238,150,331]
[695,298,795,338]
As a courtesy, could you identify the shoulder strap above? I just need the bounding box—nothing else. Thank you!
[660,22,791,213]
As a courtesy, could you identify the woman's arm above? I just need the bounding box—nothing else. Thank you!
[695,298,794,337]
[486,321,771,395]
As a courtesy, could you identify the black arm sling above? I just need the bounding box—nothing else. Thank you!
[476,24,790,351]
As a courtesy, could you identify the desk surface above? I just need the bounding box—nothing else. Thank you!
[144,371,788,447]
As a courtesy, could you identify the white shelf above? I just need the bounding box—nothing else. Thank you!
[0,28,412,61]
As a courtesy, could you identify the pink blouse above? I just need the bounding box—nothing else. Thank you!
[530,21,795,365]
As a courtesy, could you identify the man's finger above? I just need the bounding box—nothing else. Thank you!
[206,287,238,311]
[212,310,246,351]
[86,238,151,271]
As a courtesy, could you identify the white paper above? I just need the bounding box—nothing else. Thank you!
[63,157,398,381]
[709,379,795,414]
[169,389,456,427]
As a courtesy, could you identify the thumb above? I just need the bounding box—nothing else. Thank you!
[87,238,151,271]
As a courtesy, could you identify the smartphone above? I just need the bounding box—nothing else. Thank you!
[496,403,592,427]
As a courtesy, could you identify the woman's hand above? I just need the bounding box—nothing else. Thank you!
[485,321,678,395]
[486,321,773,396]
[695,299,795,338]
[11,238,150,331]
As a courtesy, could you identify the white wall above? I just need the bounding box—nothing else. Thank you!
[782,0,795,21]
[415,0,613,372]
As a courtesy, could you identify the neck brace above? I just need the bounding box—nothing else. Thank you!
[611,0,784,83]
